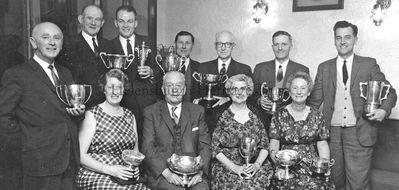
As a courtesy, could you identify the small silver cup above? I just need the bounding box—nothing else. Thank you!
[99,52,134,70]
[192,72,228,108]
[167,154,203,186]
[122,149,145,181]
[275,149,300,180]
[135,41,151,67]
[56,84,92,108]
[239,136,258,179]
[155,45,185,74]
[360,81,391,115]
[261,82,290,114]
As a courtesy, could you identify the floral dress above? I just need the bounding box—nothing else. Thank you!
[211,108,274,190]
[269,106,335,190]
[75,106,149,190]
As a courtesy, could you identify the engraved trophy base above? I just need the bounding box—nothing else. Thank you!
[199,98,218,109]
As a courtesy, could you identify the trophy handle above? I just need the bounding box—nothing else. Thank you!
[282,88,291,102]
[83,85,92,105]
[219,74,228,83]
[192,72,202,82]
[359,82,368,100]
[125,54,135,69]
[329,159,335,167]
[99,52,110,69]
[155,54,165,74]
[261,82,268,97]
[379,82,391,103]
[56,85,69,106]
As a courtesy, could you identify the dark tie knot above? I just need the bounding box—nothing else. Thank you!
[48,64,54,70]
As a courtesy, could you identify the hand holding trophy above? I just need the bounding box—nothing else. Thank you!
[56,84,92,108]
[261,82,290,114]
[360,81,391,117]
[238,135,258,179]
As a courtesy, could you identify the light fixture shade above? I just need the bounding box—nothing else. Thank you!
[371,0,391,26]
[252,0,268,23]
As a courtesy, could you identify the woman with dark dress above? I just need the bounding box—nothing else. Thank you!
[76,69,149,190]
[269,71,335,190]
[211,74,273,189]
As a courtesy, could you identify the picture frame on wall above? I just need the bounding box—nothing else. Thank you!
[293,0,344,12]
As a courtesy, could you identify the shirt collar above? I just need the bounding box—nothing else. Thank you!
[33,54,54,67]
[82,31,96,42]
[167,102,182,118]
[119,34,135,43]
[218,57,231,70]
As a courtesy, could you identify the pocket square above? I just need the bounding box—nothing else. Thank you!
[192,127,199,131]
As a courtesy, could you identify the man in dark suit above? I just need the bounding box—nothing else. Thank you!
[309,20,397,190]
[0,22,85,190]
[110,5,159,145]
[58,4,112,108]
[142,71,211,190]
[174,31,201,102]
[251,30,309,113]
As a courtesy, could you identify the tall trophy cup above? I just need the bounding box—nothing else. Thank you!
[239,136,258,179]
[192,72,228,108]
[360,81,391,116]
[275,149,300,180]
[135,41,151,66]
[56,84,92,108]
[99,52,134,70]
[261,82,290,114]
[167,154,203,186]
[310,157,335,181]
[155,45,185,74]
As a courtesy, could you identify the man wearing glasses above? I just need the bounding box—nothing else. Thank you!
[197,31,252,134]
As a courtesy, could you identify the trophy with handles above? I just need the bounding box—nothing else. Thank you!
[135,41,151,67]
[56,84,92,108]
[155,45,185,74]
[192,72,228,108]
[167,154,203,186]
[360,81,391,116]
[238,135,258,179]
[261,82,290,114]
[99,52,134,70]
[275,149,300,180]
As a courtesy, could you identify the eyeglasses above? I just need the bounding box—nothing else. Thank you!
[215,42,234,48]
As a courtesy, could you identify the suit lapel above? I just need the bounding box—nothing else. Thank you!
[180,102,190,135]
[28,59,57,94]
[78,33,96,57]
[350,55,361,91]
[226,59,236,76]
[330,58,338,89]
[160,101,176,135]
[268,61,276,87]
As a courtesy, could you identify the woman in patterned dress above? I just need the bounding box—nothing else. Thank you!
[76,69,149,190]
[269,71,335,190]
[211,74,274,190]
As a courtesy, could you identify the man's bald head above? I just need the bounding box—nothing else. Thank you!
[30,22,63,63]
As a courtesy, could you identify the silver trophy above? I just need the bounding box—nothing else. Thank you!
[310,157,334,176]
[121,149,145,181]
[360,81,391,115]
[135,41,151,67]
[239,136,258,179]
[261,82,290,114]
[275,149,300,180]
[56,84,92,108]
[192,72,228,108]
[167,154,203,186]
[99,52,134,70]
[155,45,185,74]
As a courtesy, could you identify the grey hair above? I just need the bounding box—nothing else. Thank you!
[225,74,254,96]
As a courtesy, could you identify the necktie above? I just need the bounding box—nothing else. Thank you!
[48,64,59,86]
[277,64,283,82]
[171,106,179,124]
[220,63,226,75]
[92,37,99,56]
[126,39,133,56]
[180,59,186,74]
[342,60,348,85]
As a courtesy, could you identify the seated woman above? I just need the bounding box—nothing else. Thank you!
[211,74,274,189]
[76,69,149,190]
[269,71,334,189]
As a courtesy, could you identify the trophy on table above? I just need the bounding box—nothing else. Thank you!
[238,135,258,179]
[360,81,391,116]
[275,149,300,180]
[167,153,203,186]
[192,72,228,108]
[111,149,146,185]
[56,84,92,108]
[135,41,151,67]
[310,157,335,181]
[99,52,134,70]
[155,45,185,74]
[261,82,290,114]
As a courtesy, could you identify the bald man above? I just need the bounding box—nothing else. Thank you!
[0,22,84,190]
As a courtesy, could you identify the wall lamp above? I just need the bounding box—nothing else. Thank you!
[253,0,268,24]
[371,0,391,26]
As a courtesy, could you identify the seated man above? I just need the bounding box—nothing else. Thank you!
[141,71,211,190]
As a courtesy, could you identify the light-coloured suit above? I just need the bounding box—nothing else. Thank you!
[141,101,211,190]
[309,54,397,190]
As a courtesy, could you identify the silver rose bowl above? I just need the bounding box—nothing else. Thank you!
[167,154,203,185]
[275,149,300,180]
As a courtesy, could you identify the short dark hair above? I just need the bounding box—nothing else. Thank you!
[115,5,137,18]
[98,69,130,93]
[174,31,195,44]
[333,20,358,37]
[272,30,292,43]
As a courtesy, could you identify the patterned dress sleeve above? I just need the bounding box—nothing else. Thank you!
[269,113,281,140]
[316,110,329,141]
[254,113,269,150]
[212,113,226,158]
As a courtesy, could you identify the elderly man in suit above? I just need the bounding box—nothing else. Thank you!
[142,71,211,190]
[174,31,201,102]
[251,30,309,113]
[0,22,85,190]
[309,20,397,190]
[58,4,112,108]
